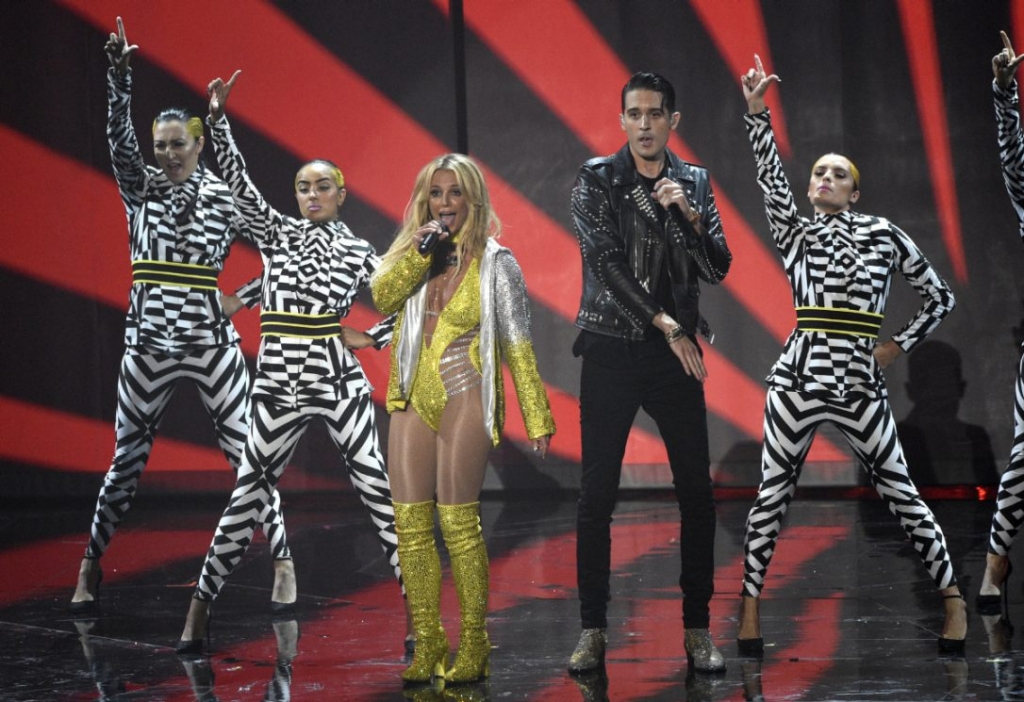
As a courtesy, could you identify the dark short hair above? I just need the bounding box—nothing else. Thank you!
[621,72,676,114]
[152,107,203,139]
[299,158,345,189]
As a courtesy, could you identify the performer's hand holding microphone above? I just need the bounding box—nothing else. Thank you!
[653,177,700,227]
[418,221,449,255]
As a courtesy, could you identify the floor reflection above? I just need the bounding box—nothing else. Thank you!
[0,494,1018,700]
[401,681,491,702]
[74,618,127,700]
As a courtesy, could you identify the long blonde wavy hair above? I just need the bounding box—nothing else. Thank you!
[375,153,501,280]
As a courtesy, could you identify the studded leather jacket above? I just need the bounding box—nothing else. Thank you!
[571,143,731,342]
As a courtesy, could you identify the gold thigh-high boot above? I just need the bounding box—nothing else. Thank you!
[438,502,490,684]
[394,501,448,683]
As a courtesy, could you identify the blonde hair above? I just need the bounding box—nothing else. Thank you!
[847,159,861,190]
[376,153,501,280]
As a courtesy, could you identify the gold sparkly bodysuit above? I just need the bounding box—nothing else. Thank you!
[408,259,483,430]
[372,239,555,445]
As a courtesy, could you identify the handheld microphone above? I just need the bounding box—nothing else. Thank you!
[418,222,448,255]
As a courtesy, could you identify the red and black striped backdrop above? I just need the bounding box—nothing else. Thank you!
[2,1,1022,496]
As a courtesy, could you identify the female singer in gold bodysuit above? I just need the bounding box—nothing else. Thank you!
[371,154,555,685]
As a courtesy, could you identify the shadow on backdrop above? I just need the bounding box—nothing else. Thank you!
[896,341,997,487]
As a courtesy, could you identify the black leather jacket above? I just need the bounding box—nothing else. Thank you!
[571,143,731,342]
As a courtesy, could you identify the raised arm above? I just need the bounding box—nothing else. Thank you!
[741,56,804,268]
[105,16,146,213]
[205,71,285,252]
[104,16,138,78]
[208,69,240,124]
[994,30,1024,90]
[994,31,1024,240]
[741,53,780,116]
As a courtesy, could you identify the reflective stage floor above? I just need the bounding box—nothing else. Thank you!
[0,491,1015,701]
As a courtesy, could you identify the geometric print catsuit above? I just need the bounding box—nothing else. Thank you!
[84,68,287,561]
[741,109,959,597]
[191,114,400,602]
[988,78,1024,557]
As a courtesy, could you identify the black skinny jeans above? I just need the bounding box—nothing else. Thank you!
[576,334,717,630]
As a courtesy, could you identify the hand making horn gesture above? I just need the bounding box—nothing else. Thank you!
[741,53,780,115]
[207,70,242,123]
[994,30,1024,90]
[104,16,138,77]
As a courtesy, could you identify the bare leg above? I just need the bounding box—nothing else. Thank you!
[388,410,444,678]
[436,386,493,683]
[179,597,211,645]
[941,585,968,641]
[436,387,491,505]
[738,595,760,641]
[980,552,1011,597]
[71,557,102,606]
[271,559,296,608]
[387,409,439,504]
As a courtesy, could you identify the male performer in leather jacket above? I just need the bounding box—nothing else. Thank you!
[566,71,732,675]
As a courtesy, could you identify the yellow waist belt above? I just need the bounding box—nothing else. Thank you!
[260,311,340,339]
[795,306,882,339]
[131,260,219,290]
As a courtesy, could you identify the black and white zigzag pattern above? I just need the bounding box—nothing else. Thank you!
[989,353,1024,555]
[744,110,955,400]
[210,115,394,407]
[995,80,1024,242]
[742,390,956,596]
[740,112,958,598]
[195,394,400,601]
[108,70,242,352]
[85,347,288,559]
[988,81,1024,557]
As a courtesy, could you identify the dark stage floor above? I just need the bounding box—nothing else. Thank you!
[0,491,1016,701]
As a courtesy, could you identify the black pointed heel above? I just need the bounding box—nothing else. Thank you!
[976,560,1013,615]
[737,637,765,658]
[269,600,296,615]
[176,601,213,656]
[737,595,764,658]
[937,594,967,656]
[175,637,208,656]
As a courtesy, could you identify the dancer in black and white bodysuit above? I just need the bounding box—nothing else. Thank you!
[735,56,967,656]
[978,31,1024,614]
[176,70,402,654]
[70,17,290,614]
